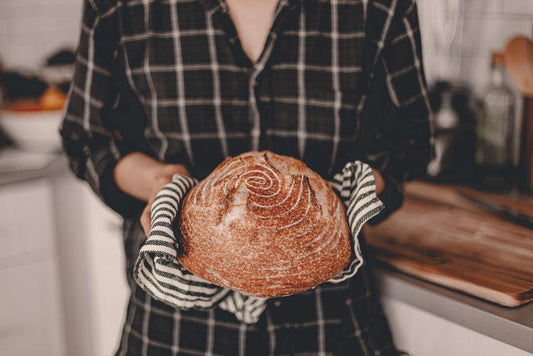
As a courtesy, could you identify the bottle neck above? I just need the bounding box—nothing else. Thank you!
[492,65,504,87]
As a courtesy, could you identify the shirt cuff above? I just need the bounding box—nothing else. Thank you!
[368,173,404,225]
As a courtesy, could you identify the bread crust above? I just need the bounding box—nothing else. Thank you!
[179,151,351,297]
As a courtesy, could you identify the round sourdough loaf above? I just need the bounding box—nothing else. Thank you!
[178,151,351,297]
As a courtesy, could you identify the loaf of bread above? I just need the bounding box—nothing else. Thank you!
[178,151,351,297]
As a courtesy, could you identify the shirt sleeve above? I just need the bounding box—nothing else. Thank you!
[360,0,433,224]
[59,0,146,218]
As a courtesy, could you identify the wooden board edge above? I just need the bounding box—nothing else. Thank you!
[376,257,533,308]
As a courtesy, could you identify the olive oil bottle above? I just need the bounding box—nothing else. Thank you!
[475,52,516,192]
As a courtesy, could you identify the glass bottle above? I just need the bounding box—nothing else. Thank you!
[475,52,516,192]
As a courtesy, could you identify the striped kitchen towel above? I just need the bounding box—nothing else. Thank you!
[133,160,384,324]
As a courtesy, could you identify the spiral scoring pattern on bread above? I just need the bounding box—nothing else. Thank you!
[179,151,351,297]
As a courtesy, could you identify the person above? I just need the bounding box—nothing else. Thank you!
[59,0,432,354]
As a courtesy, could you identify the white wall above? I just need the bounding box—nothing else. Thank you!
[461,0,533,95]
[0,0,82,69]
[419,0,533,95]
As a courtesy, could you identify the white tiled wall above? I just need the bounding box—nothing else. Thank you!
[0,0,83,69]
[419,0,533,95]
[0,0,532,95]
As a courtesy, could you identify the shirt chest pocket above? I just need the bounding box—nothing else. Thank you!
[266,58,366,136]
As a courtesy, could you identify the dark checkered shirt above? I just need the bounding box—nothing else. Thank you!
[59,0,432,354]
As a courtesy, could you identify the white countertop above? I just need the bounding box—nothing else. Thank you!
[374,265,533,354]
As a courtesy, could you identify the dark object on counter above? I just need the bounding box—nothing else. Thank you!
[0,72,48,100]
[45,49,76,66]
[459,192,533,230]
[504,36,533,193]
[426,81,476,183]
[57,81,70,94]
[474,52,516,193]
[44,49,76,95]
[0,126,15,149]
[518,98,533,192]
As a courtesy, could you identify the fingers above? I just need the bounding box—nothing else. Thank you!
[169,164,190,176]
[157,164,190,179]
[371,168,386,195]
[140,163,188,237]
[141,205,151,237]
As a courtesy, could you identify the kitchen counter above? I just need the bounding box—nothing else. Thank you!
[0,151,67,186]
[374,265,533,353]
[363,180,533,354]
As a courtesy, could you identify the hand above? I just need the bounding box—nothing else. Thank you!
[139,164,190,237]
[371,168,386,195]
[113,152,189,236]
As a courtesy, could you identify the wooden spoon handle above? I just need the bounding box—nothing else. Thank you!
[504,36,533,98]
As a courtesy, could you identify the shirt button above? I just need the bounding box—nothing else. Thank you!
[273,300,281,307]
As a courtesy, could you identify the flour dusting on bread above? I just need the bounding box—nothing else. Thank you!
[179,151,351,298]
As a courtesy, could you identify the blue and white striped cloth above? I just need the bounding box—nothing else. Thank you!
[134,160,384,324]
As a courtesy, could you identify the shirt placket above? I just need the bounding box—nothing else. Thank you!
[215,0,302,151]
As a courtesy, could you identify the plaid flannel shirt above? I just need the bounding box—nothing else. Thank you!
[59,0,432,354]
[59,0,432,222]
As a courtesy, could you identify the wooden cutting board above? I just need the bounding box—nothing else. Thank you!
[364,181,533,307]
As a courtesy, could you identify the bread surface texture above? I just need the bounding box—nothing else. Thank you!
[179,151,351,297]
